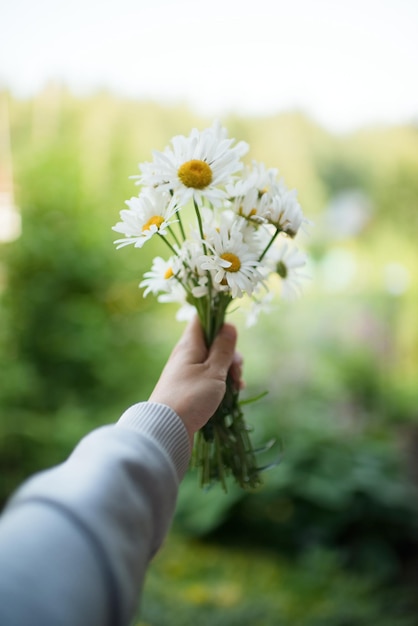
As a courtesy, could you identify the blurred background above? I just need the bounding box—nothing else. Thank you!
[1,1,418,624]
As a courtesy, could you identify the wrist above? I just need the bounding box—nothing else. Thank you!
[117,402,192,479]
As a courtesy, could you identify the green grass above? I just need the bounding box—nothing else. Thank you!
[138,533,416,626]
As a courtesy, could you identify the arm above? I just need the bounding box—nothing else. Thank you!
[0,317,239,626]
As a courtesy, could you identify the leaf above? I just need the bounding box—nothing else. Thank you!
[239,390,269,406]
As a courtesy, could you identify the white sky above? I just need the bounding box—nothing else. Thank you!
[1,0,418,132]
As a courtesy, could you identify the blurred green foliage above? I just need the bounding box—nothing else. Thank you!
[1,86,418,624]
[139,533,415,626]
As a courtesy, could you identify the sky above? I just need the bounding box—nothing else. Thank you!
[1,0,418,133]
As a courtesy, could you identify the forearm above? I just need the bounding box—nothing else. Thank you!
[0,402,190,626]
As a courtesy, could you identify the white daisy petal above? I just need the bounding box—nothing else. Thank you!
[199,220,264,299]
[228,160,309,238]
[139,256,178,297]
[114,124,311,332]
[112,189,178,248]
[136,121,248,208]
[265,242,309,299]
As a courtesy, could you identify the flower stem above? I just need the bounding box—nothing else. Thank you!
[193,199,206,249]
[258,227,281,262]
[167,224,181,248]
[157,233,179,257]
[193,308,262,491]
[177,210,187,242]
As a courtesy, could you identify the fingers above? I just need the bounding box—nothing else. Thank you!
[150,319,242,439]
[230,351,245,390]
[206,323,237,379]
[172,318,239,385]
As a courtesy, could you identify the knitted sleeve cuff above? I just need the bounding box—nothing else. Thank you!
[116,402,191,482]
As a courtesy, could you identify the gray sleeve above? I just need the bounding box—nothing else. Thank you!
[0,402,191,626]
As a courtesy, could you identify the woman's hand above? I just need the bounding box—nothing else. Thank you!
[149,316,242,445]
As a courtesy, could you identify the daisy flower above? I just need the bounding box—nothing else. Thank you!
[229,163,298,233]
[200,220,264,298]
[230,186,265,222]
[113,121,311,492]
[177,240,210,299]
[157,282,196,322]
[229,161,309,238]
[229,160,280,198]
[201,209,260,253]
[139,256,178,297]
[266,242,309,299]
[112,190,178,249]
[245,290,275,327]
[263,188,306,237]
[135,121,248,208]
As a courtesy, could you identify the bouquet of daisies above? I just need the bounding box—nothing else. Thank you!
[113,121,309,490]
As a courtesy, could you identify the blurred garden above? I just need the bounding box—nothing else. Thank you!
[1,86,418,625]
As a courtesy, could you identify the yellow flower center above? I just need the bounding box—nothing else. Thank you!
[178,159,213,189]
[221,252,241,273]
[164,267,174,279]
[142,215,164,232]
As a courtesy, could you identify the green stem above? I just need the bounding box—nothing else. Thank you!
[157,233,180,258]
[193,199,206,249]
[258,227,281,262]
[177,210,187,242]
[167,224,181,248]
[214,427,227,491]
[193,198,216,342]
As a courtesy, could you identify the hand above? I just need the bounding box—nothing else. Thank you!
[149,316,242,445]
